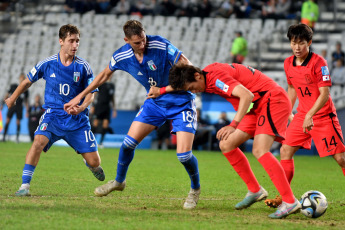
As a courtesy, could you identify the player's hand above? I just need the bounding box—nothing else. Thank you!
[216,126,235,141]
[64,97,81,114]
[5,97,16,109]
[302,114,313,133]
[68,105,84,115]
[147,86,160,99]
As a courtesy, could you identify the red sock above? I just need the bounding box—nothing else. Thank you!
[342,168,345,176]
[258,152,295,203]
[223,148,260,193]
[280,159,294,184]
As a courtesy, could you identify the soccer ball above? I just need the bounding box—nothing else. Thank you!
[300,190,328,218]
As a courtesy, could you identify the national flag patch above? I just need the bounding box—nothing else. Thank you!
[136,108,143,117]
[40,123,48,131]
[215,79,229,92]
[73,72,80,82]
[323,75,330,81]
[148,60,157,71]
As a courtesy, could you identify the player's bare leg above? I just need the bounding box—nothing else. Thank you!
[82,151,105,181]
[94,121,155,197]
[16,135,49,196]
[333,152,345,176]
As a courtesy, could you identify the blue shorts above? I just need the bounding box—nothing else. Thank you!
[35,110,98,154]
[134,99,197,134]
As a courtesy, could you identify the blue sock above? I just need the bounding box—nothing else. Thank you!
[177,151,200,189]
[22,164,36,185]
[115,135,138,183]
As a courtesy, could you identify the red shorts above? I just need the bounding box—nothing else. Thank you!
[284,112,345,157]
[238,88,291,143]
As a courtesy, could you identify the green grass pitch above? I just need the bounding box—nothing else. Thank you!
[1,142,344,229]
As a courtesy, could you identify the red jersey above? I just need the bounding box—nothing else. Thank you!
[284,52,336,117]
[203,63,280,111]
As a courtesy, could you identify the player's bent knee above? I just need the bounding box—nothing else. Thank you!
[219,140,236,153]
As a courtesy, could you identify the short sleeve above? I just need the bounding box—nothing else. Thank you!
[314,57,332,87]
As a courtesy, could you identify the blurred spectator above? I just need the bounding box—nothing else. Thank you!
[175,0,198,17]
[320,49,332,71]
[261,0,277,19]
[28,94,44,142]
[95,0,112,14]
[231,31,248,64]
[331,59,345,86]
[331,42,345,69]
[112,0,130,15]
[196,0,213,18]
[1,73,29,142]
[301,0,319,30]
[159,0,176,16]
[212,0,234,18]
[156,120,172,149]
[275,0,291,19]
[193,108,212,150]
[212,112,230,150]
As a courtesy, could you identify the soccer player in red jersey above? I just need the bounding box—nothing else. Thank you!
[155,63,301,219]
[265,24,345,208]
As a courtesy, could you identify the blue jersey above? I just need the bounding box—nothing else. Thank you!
[27,53,98,130]
[109,35,195,106]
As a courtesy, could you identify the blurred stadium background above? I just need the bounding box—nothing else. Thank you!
[1,0,345,150]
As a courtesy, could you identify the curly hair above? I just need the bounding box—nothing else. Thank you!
[169,64,202,90]
[287,23,313,42]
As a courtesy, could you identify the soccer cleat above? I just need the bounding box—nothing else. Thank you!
[15,188,30,197]
[235,186,268,210]
[183,187,201,210]
[265,195,283,208]
[94,180,126,197]
[83,159,105,181]
[268,198,301,219]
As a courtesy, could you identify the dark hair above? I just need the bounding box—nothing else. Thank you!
[169,64,202,90]
[59,24,80,40]
[287,24,313,42]
[123,20,145,38]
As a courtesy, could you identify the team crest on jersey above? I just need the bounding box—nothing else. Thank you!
[216,79,229,92]
[40,123,48,131]
[148,60,157,71]
[73,72,80,82]
[304,74,313,84]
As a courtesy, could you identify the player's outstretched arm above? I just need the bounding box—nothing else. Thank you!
[64,67,113,113]
[68,92,95,115]
[5,78,32,109]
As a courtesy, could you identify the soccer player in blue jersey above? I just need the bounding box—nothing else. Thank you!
[5,24,105,196]
[64,20,200,209]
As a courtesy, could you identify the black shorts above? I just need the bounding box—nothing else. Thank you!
[94,107,111,121]
[7,106,23,120]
